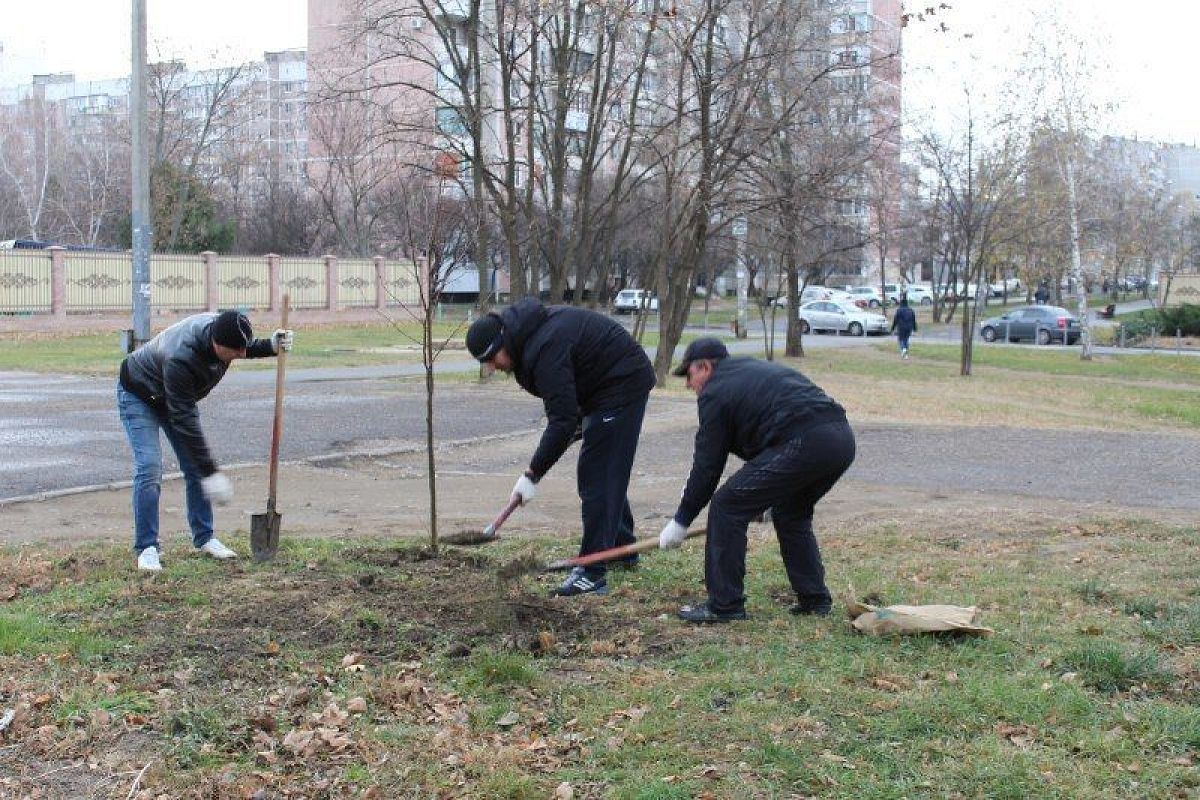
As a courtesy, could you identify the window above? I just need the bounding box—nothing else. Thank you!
[436,106,468,135]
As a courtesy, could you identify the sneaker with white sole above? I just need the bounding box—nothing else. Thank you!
[551,566,607,597]
[137,546,162,571]
[198,538,238,560]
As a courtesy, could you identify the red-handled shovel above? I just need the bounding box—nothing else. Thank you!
[443,493,523,545]
[543,528,706,572]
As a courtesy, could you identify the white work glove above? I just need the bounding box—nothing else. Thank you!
[659,519,688,550]
[272,329,294,354]
[201,472,233,506]
[512,473,537,506]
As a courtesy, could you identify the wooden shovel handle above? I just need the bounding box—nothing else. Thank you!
[546,528,706,571]
[266,295,289,512]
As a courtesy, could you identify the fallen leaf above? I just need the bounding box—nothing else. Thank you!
[262,641,281,656]
[281,729,314,755]
[90,708,112,727]
[496,711,520,728]
[553,782,574,800]
[1,585,17,602]
[341,652,363,668]
[536,631,557,654]
[347,697,368,714]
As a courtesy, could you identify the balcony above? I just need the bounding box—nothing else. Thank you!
[432,0,470,23]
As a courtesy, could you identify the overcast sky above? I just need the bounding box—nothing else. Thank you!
[1,0,1196,145]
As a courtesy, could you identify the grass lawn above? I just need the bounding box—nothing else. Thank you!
[1,518,1196,797]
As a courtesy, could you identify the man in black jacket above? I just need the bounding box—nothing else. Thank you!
[466,297,656,596]
[659,338,855,623]
[118,310,293,571]
[890,296,917,359]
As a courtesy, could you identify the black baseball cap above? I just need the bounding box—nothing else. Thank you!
[672,336,729,376]
[466,313,505,362]
[211,310,253,349]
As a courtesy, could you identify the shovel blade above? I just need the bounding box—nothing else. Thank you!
[250,511,281,562]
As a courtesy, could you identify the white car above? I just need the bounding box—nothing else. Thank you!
[897,285,934,305]
[614,289,658,314]
[845,286,884,308]
[798,300,889,336]
[989,278,1022,297]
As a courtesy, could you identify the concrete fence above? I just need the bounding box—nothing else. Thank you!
[1160,271,1200,307]
[0,248,424,315]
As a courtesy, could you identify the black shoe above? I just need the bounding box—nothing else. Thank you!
[677,601,747,624]
[610,554,640,571]
[551,567,608,597]
[789,595,832,617]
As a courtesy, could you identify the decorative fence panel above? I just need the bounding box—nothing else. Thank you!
[218,256,272,310]
[381,259,421,307]
[65,252,131,311]
[0,251,52,313]
[0,251,428,316]
[279,258,327,309]
[150,254,207,312]
[339,259,378,308]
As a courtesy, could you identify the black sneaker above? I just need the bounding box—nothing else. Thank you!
[610,554,640,571]
[551,567,608,597]
[677,601,747,624]
[789,595,832,617]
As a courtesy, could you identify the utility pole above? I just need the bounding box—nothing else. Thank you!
[733,217,748,338]
[130,0,152,349]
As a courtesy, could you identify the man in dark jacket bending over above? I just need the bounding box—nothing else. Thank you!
[466,297,656,596]
[659,338,855,623]
[118,310,292,571]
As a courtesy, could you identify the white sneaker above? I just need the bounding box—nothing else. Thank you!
[137,546,162,571]
[199,538,238,560]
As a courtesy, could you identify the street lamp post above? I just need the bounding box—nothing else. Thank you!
[130,0,152,349]
[732,217,748,339]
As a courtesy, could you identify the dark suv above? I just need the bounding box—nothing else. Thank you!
[978,305,1081,345]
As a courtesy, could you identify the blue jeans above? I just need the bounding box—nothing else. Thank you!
[117,383,214,553]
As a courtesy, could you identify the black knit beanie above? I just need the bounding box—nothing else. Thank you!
[465,313,504,362]
[211,310,253,349]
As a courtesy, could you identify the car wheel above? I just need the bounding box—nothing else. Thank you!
[799,319,810,335]
[848,322,864,336]
[981,326,997,342]
[869,299,880,308]
[1036,329,1051,345]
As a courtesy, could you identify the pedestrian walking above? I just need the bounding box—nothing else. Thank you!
[466,297,656,597]
[890,296,917,358]
[659,338,856,623]
[117,311,293,571]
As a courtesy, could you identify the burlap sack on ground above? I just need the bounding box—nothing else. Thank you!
[844,594,994,637]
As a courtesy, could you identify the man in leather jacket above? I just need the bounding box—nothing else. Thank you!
[117,310,292,571]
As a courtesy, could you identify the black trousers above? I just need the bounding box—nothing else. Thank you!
[577,396,649,575]
[704,418,856,613]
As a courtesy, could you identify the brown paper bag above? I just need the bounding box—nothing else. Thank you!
[845,593,994,637]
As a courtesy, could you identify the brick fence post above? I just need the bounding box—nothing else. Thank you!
[373,256,386,308]
[324,254,339,310]
[48,246,67,317]
[267,254,281,311]
[202,251,219,311]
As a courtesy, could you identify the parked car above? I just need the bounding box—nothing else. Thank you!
[988,277,1022,297]
[845,286,884,308]
[798,300,889,336]
[898,285,935,305]
[978,305,1081,345]
[800,286,868,308]
[614,289,659,314]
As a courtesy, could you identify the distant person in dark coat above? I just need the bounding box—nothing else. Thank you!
[1034,285,1049,305]
[659,338,856,623]
[890,296,917,359]
[466,297,656,597]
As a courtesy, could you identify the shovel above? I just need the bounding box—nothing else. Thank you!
[251,294,290,562]
[543,527,706,572]
[443,493,522,546]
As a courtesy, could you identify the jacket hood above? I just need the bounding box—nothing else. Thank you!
[498,297,549,367]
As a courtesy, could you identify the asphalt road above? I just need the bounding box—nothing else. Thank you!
[3,360,1199,513]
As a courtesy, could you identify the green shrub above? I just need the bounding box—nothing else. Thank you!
[1122,304,1200,342]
